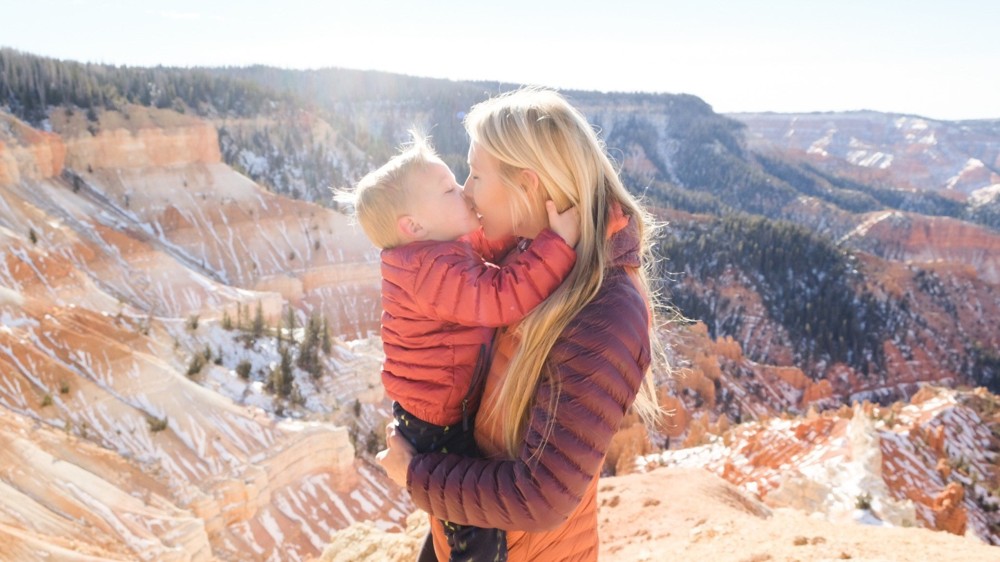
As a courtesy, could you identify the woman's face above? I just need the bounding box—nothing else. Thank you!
[464,141,521,240]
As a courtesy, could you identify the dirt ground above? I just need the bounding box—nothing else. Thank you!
[597,467,999,562]
[319,466,1000,561]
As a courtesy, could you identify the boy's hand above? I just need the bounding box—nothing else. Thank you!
[376,421,414,488]
[546,200,580,248]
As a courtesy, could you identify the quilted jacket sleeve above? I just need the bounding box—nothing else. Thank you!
[465,228,517,264]
[406,270,651,531]
[415,228,576,327]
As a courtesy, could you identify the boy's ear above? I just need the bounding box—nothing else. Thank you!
[397,215,424,241]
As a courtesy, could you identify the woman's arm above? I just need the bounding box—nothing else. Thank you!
[403,272,651,530]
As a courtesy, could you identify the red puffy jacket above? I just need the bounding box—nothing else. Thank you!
[379,228,576,427]
[408,215,651,561]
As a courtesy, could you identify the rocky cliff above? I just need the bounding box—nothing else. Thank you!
[659,203,1000,405]
[0,113,66,185]
[840,210,1000,283]
[733,111,1000,196]
[2,106,380,337]
[645,386,1000,545]
[0,106,407,561]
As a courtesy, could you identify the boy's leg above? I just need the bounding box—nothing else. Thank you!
[444,522,507,562]
[390,404,507,561]
[393,402,459,453]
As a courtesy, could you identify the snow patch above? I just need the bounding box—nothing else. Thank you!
[847,150,894,169]
[945,158,986,190]
[0,286,25,307]
[806,128,836,157]
[969,184,1000,207]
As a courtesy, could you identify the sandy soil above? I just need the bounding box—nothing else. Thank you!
[598,467,999,562]
[320,466,1000,561]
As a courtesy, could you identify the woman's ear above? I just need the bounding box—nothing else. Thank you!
[518,169,540,194]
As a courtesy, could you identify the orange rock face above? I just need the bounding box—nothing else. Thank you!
[932,482,968,535]
[649,387,1000,544]
[0,107,404,560]
[846,211,1000,284]
[61,123,221,170]
[0,114,67,185]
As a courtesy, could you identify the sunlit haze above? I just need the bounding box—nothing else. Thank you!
[2,0,998,120]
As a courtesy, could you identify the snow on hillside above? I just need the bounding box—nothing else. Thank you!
[642,386,1000,544]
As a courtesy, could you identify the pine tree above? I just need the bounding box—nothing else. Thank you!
[297,312,323,378]
[320,315,331,355]
[284,305,296,341]
[252,301,265,339]
[236,302,246,331]
[271,346,294,398]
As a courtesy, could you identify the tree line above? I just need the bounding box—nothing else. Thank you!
[0,48,289,124]
[658,213,888,377]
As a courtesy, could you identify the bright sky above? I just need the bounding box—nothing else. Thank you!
[3,0,998,120]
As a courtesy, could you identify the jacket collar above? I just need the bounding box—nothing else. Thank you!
[608,201,641,269]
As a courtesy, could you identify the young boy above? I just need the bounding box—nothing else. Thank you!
[338,134,578,562]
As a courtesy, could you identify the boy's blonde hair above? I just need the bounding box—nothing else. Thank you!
[466,87,665,458]
[336,133,439,249]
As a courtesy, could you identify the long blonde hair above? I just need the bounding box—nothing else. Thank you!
[467,88,664,457]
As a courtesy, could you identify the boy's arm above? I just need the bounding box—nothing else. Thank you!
[465,201,579,261]
[464,228,516,263]
[545,200,580,249]
[415,229,575,327]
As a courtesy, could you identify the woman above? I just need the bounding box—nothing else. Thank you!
[378,87,662,561]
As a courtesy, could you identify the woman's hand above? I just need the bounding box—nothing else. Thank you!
[546,200,581,248]
[376,421,415,488]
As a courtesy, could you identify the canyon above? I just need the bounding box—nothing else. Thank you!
[1,57,999,559]
[1,106,406,561]
[734,111,1000,196]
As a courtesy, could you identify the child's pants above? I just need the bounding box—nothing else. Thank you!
[393,402,507,562]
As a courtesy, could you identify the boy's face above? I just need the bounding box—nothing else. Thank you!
[403,159,480,242]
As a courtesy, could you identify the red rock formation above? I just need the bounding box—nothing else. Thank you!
[0,113,66,185]
[650,387,1000,544]
[658,390,690,439]
[802,379,834,405]
[844,211,1000,284]
[735,112,1000,195]
[932,482,968,535]
[936,458,952,480]
[0,107,406,560]
[61,123,221,169]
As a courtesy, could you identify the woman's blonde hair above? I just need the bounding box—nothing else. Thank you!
[467,87,664,457]
[334,132,438,249]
